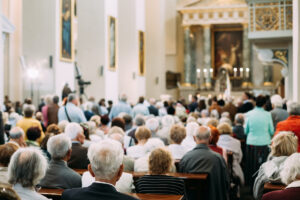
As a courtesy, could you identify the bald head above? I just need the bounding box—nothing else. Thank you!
[194,126,211,144]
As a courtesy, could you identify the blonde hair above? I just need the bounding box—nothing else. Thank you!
[149,148,172,175]
[135,126,151,141]
[217,122,232,135]
[170,125,186,144]
[271,131,298,157]
[206,118,218,127]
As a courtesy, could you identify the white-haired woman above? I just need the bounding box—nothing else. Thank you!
[157,115,175,144]
[181,122,199,152]
[8,148,49,200]
[262,153,300,200]
[254,131,298,200]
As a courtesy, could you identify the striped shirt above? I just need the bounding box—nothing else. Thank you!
[135,175,185,195]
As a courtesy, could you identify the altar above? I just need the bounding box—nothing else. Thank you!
[176,0,293,100]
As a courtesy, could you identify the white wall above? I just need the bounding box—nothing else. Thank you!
[293,0,300,102]
[0,0,4,107]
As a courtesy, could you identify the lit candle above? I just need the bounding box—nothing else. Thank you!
[240,68,244,78]
[210,68,213,77]
[197,69,201,78]
[246,68,250,78]
[233,68,237,77]
[188,94,192,102]
[203,69,208,78]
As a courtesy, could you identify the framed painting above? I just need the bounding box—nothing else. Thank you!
[108,16,117,70]
[138,31,145,76]
[211,28,243,77]
[60,0,74,62]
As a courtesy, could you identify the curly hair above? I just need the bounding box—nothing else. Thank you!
[271,131,298,157]
[170,125,186,144]
[149,148,172,175]
[135,126,151,141]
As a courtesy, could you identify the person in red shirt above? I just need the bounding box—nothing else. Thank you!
[208,125,227,163]
[275,102,300,152]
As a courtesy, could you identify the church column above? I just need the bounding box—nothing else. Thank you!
[292,0,300,102]
[183,26,192,85]
[203,24,211,89]
[242,23,250,80]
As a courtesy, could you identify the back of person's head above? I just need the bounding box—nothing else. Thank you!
[111,117,125,131]
[120,94,127,102]
[23,104,35,118]
[135,126,151,141]
[35,112,43,121]
[53,95,59,104]
[8,148,48,187]
[0,184,20,200]
[46,124,61,135]
[186,116,196,123]
[219,117,232,126]
[186,122,199,137]
[88,139,124,180]
[26,127,41,141]
[255,95,266,107]
[144,138,165,153]
[280,153,300,185]
[161,115,175,128]
[90,115,101,127]
[217,123,232,135]
[134,115,145,126]
[234,113,244,125]
[67,93,77,103]
[194,126,211,142]
[138,96,144,104]
[287,102,300,116]
[0,143,19,167]
[108,132,124,146]
[170,124,186,144]
[107,126,125,136]
[9,127,24,139]
[149,148,172,175]
[201,109,209,118]
[208,125,220,145]
[58,120,69,132]
[101,115,110,125]
[146,118,159,133]
[44,95,53,105]
[271,131,298,157]
[221,112,230,119]
[206,118,218,127]
[65,122,83,140]
[271,95,283,108]
[47,134,72,160]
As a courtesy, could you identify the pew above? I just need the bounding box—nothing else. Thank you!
[38,188,183,200]
[263,182,286,194]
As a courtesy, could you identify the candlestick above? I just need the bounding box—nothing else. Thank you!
[210,68,213,77]
[240,68,244,78]
[197,69,201,78]
[203,69,208,78]
[246,68,250,78]
[233,68,237,77]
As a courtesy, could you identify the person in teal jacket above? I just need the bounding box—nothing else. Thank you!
[244,95,274,188]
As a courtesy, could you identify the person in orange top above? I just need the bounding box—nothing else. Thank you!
[275,102,300,152]
[16,104,45,144]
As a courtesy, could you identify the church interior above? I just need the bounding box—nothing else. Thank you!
[1,0,300,200]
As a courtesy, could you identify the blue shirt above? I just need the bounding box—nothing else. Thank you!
[245,107,274,146]
[58,103,87,123]
[132,103,149,118]
[109,101,132,120]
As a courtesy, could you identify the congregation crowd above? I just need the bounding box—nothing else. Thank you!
[1,91,300,200]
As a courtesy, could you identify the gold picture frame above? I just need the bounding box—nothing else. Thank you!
[138,30,145,76]
[211,27,243,77]
[108,16,117,71]
[60,0,74,62]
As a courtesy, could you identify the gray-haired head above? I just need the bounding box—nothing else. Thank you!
[58,120,69,132]
[23,104,35,118]
[47,134,72,160]
[53,95,59,104]
[120,94,127,102]
[88,139,124,180]
[219,117,232,126]
[144,138,165,153]
[145,118,159,133]
[44,95,53,105]
[108,132,124,146]
[221,112,230,119]
[271,95,283,108]
[67,93,77,103]
[8,147,48,187]
[65,122,83,140]
[287,102,300,116]
[235,113,244,125]
[134,115,145,126]
[194,126,211,142]
[280,153,300,185]
[9,127,24,139]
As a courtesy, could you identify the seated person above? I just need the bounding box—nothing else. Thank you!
[0,184,21,200]
[168,124,187,159]
[262,153,300,200]
[179,126,229,200]
[127,126,151,159]
[26,127,42,147]
[181,122,199,152]
[62,139,137,200]
[254,131,298,200]
[65,123,89,169]
[8,127,27,147]
[208,125,227,162]
[39,134,82,189]
[8,148,49,200]
[232,114,246,140]
[0,143,19,185]
[135,148,185,195]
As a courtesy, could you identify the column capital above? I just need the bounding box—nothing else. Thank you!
[202,24,211,29]
[242,23,249,29]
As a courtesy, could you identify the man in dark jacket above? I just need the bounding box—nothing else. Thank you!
[179,126,229,200]
[0,111,4,145]
[237,92,254,113]
[148,98,158,116]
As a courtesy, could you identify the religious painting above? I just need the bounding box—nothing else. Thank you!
[138,31,145,76]
[108,16,117,70]
[60,0,74,62]
[212,29,243,77]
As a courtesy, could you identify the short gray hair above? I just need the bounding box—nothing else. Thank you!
[271,95,283,108]
[88,139,124,180]
[8,147,48,187]
[47,134,72,160]
[108,133,124,146]
[234,113,244,125]
[134,115,145,126]
[194,126,211,140]
[144,138,165,153]
[9,127,24,139]
[186,122,199,137]
[280,153,300,185]
[287,102,300,116]
[219,117,232,126]
[67,93,77,102]
[145,118,159,132]
[120,94,127,102]
[65,122,83,140]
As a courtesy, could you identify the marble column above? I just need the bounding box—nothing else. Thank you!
[183,26,196,85]
[242,23,250,81]
[203,25,211,88]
